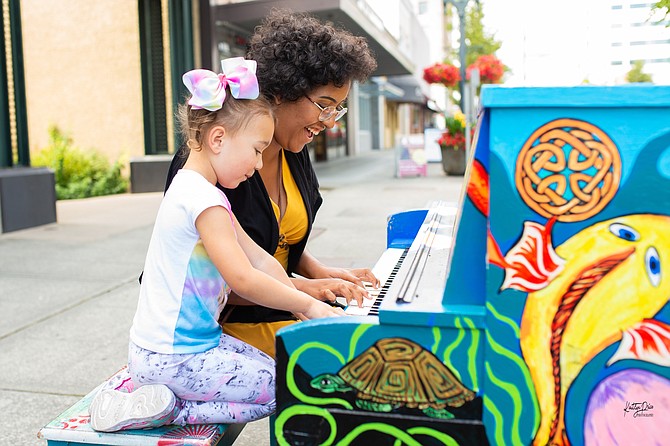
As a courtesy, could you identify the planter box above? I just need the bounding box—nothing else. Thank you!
[440,146,466,175]
[129,154,174,193]
[0,167,57,233]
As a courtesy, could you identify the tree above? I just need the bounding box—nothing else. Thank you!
[463,3,501,66]
[626,60,653,83]
[652,0,669,25]
[445,3,501,66]
[445,1,507,82]
[441,1,507,106]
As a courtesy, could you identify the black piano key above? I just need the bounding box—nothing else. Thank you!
[346,248,408,316]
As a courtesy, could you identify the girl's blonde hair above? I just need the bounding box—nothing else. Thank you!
[176,93,274,153]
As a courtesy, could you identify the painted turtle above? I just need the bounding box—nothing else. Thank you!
[310,337,475,419]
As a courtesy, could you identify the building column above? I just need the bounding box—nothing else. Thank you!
[346,82,360,156]
[374,85,385,150]
[0,1,11,167]
[1,0,29,167]
[369,83,384,150]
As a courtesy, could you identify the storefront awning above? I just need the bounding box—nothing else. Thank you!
[211,0,415,76]
[384,75,429,104]
[371,78,405,99]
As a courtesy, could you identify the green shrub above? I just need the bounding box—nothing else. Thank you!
[32,126,128,200]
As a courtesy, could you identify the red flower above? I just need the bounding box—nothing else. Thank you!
[437,114,475,152]
[467,54,505,84]
[437,131,466,149]
[423,62,461,88]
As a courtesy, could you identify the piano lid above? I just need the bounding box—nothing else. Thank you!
[481,84,670,108]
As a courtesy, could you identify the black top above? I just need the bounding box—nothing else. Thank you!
[165,147,323,323]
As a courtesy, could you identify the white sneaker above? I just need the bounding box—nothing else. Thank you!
[89,384,177,432]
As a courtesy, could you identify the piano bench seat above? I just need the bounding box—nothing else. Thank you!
[38,367,246,446]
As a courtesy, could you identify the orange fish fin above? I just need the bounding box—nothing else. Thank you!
[488,229,508,269]
[607,319,670,367]
[500,218,564,292]
[467,159,489,217]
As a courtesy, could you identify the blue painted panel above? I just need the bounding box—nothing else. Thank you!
[481,84,670,446]
[442,110,489,307]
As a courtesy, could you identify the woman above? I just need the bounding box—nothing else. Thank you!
[167,9,379,357]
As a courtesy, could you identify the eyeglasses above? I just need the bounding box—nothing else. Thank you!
[305,95,348,122]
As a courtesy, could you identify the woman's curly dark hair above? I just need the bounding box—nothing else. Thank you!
[248,9,377,102]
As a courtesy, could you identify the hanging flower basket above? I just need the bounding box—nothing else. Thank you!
[423,62,461,88]
[467,54,505,84]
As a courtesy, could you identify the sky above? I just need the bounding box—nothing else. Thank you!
[481,0,611,86]
[480,0,669,86]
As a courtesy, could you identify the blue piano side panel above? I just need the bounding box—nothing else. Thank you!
[480,85,670,446]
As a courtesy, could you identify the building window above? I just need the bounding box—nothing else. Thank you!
[138,0,168,155]
[639,57,670,64]
[359,92,371,132]
[630,39,670,45]
[215,23,250,60]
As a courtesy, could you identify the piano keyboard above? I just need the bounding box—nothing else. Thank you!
[336,247,408,316]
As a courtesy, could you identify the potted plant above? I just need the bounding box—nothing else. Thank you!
[437,112,469,176]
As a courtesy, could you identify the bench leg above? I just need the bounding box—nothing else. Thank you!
[217,423,246,446]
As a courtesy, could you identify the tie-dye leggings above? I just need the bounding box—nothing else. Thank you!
[102,333,276,425]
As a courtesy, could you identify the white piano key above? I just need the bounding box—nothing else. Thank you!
[336,248,406,315]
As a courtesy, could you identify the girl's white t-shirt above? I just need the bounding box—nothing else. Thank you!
[130,169,232,354]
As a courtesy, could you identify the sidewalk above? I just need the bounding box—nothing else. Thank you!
[0,148,464,445]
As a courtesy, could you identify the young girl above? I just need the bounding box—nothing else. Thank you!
[165,10,379,358]
[88,57,342,432]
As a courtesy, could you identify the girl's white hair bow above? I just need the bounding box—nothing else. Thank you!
[182,57,260,111]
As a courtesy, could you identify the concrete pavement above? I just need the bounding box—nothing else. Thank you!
[0,148,464,445]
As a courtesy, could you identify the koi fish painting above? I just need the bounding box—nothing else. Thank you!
[467,113,670,445]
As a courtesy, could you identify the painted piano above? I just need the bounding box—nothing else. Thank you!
[273,84,670,445]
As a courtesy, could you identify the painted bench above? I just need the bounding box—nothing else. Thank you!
[38,367,246,446]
